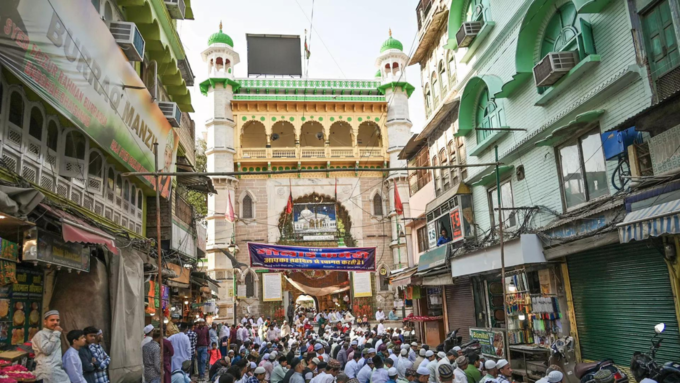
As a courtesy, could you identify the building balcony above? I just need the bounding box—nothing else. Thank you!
[238,146,385,162]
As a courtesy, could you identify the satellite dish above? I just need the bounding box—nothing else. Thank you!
[316,132,324,140]
[271,133,280,141]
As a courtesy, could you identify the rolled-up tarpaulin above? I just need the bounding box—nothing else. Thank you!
[284,275,350,297]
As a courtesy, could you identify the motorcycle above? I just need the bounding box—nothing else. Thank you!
[631,323,680,383]
[435,328,481,357]
[563,335,628,383]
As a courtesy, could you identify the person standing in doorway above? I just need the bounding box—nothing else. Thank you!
[33,310,70,383]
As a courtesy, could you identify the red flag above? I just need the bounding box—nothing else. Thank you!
[394,180,403,216]
[225,191,235,222]
[286,181,293,214]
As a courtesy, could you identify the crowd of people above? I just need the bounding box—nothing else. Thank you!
[29,308,575,383]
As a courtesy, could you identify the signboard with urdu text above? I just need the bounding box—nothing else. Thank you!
[24,230,91,272]
[0,0,178,196]
[248,243,376,271]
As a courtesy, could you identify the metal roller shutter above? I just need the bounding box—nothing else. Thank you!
[567,241,680,364]
[446,277,476,344]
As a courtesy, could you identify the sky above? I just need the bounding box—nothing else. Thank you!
[177,0,425,138]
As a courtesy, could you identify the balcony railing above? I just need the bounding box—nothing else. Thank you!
[239,147,384,161]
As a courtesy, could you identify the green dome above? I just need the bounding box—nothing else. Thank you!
[375,70,382,78]
[208,23,234,47]
[380,30,403,53]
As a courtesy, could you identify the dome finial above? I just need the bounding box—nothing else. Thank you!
[219,20,223,31]
[389,28,392,37]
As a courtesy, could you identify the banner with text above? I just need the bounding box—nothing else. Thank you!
[248,243,376,272]
[0,0,178,196]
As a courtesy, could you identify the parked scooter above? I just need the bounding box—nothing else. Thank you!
[563,337,628,383]
[631,323,680,383]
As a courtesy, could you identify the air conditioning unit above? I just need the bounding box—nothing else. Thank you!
[533,51,578,87]
[159,101,181,127]
[456,21,484,48]
[107,21,145,62]
[165,0,186,19]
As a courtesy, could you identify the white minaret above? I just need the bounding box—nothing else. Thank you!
[376,30,413,268]
[202,22,240,318]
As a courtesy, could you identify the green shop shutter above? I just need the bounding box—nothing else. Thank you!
[567,242,680,364]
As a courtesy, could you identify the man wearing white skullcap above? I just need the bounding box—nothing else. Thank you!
[495,360,512,383]
[425,351,438,383]
[33,310,70,383]
[397,349,414,379]
[480,360,498,383]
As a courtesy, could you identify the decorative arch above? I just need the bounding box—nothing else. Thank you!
[238,189,257,220]
[329,121,353,147]
[424,83,432,114]
[368,188,385,217]
[241,121,266,148]
[446,0,492,49]
[300,121,325,147]
[376,262,392,292]
[87,149,105,195]
[497,0,600,98]
[358,121,382,147]
[270,120,296,148]
[456,75,505,137]
[239,267,259,299]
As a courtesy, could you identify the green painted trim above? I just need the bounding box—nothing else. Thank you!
[469,127,510,157]
[376,82,416,97]
[236,78,381,92]
[535,109,605,147]
[573,0,614,13]
[516,0,561,75]
[445,0,466,50]
[471,165,515,186]
[233,95,386,102]
[255,269,269,273]
[460,21,496,64]
[535,55,601,106]
[199,77,242,96]
[495,72,532,99]
[456,75,505,137]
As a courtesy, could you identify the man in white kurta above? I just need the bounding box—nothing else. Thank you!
[32,310,70,383]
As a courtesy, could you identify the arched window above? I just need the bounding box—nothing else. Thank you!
[123,180,130,201]
[424,84,432,115]
[103,1,113,21]
[438,60,447,95]
[373,194,383,216]
[242,194,253,219]
[64,131,86,159]
[47,121,59,151]
[131,185,137,208]
[431,72,439,105]
[448,51,456,85]
[115,174,122,197]
[28,107,43,140]
[9,92,23,127]
[540,2,579,58]
[107,168,115,192]
[245,272,255,298]
[475,85,503,143]
[88,151,103,178]
[137,190,144,210]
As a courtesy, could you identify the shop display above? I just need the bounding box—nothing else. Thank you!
[0,268,43,346]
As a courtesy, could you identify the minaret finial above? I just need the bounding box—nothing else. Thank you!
[389,28,392,37]
[219,20,223,31]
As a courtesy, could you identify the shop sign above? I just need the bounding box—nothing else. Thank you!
[450,207,463,242]
[427,221,437,249]
[248,243,376,271]
[167,263,190,285]
[0,0,178,196]
[469,328,506,359]
[544,215,606,239]
[23,230,90,272]
[0,267,44,346]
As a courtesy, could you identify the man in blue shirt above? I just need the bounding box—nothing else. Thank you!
[436,229,451,246]
[63,330,90,383]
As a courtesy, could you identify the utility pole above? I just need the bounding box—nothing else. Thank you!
[154,143,164,383]
[495,145,510,363]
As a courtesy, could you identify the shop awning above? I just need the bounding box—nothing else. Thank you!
[535,110,606,147]
[617,199,680,243]
[450,234,545,277]
[417,245,448,272]
[41,204,118,255]
[389,266,419,288]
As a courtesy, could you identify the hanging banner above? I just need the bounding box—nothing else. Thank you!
[248,243,376,271]
[0,0,178,197]
[352,272,372,298]
[450,207,464,242]
[262,273,282,302]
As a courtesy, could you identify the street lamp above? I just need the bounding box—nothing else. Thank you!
[228,241,237,254]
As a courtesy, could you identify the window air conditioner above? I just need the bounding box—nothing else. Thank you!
[533,51,578,87]
[165,0,186,20]
[456,21,483,48]
[159,101,181,127]
[107,21,145,62]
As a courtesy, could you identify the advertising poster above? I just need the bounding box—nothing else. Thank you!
[8,267,43,345]
[352,272,372,298]
[450,207,463,242]
[427,221,437,249]
[0,0,179,197]
[262,273,282,302]
[469,328,506,359]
